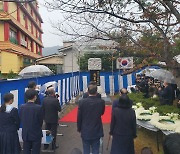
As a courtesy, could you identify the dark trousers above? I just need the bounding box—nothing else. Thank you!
[82,138,100,154]
[23,139,41,154]
[44,123,58,149]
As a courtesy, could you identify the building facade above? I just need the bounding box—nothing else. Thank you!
[36,54,63,74]
[0,0,43,74]
[59,39,116,73]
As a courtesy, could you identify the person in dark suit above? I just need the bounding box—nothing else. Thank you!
[0,93,21,154]
[24,81,41,105]
[110,95,137,154]
[42,87,61,150]
[112,88,132,109]
[20,89,43,154]
[83,81,101,98]
[77,84,105,154]
[159,81,173,105]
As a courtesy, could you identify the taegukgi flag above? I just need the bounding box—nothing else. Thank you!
[116,57,133,69]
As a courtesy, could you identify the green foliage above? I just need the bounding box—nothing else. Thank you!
[156,105,180,115]
[6,70,17,79]
[128,92,180,115]
[128,93,160,109]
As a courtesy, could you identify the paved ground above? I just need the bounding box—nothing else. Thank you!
[41,123,112,154]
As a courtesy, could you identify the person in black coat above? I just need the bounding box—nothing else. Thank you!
[159,81,173,105]
[110,95,137,154]
[24,81,41,105]
[20,89,43,154]
[77,84,105,154]
[42,88,61,150]
[0,93,21,154]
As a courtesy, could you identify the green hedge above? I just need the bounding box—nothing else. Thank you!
[127,93,180,115]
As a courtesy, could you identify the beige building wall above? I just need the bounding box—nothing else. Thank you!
[20,9,25,27]
[8,3,17,20]
[37,56,63,65]
[0,22,4,41]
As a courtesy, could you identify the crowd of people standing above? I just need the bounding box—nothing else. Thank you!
[134,74,180,107]
[0,79,179,154]
[0,81,61,154]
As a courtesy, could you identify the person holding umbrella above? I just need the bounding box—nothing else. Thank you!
[109,95,137,154]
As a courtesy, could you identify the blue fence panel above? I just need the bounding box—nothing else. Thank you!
[0,66,160,107]
[0,72,80,107]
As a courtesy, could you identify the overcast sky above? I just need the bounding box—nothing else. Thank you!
[39,1,64,47]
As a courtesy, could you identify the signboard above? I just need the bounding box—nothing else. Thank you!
[88,58,102,70]
[116,57,133,69]
[90,70,100,86]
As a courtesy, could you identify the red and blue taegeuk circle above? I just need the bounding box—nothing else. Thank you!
[121,60,128,66]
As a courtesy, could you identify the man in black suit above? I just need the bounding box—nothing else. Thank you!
[25,81,41,105]
[159,81,173,105]
[83,81,101,99]
[20,89,43,154]
[77,84,105,154]
[42,88,61,150]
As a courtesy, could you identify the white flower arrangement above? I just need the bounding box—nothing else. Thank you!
[149,106,157,114]
[149,113,180,131]
[166,113,179,121]
[136,102,143,108]
[132,105,138,110]
[136,107,152,121]
[133,102,180,132]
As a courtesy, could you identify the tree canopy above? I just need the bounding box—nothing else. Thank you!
[45,0,180,71]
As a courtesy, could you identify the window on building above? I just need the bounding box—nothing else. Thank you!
[9,29,18,44]
[23,58,31,66]
[21,33,27,48]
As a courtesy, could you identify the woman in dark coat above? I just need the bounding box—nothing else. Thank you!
[110,95,137,154]
[0,93,21,154]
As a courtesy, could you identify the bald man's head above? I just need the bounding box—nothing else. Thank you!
[120,88,128,95]
[47,87,55,96]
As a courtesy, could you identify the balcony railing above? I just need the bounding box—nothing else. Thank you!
[10,37,18,45]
